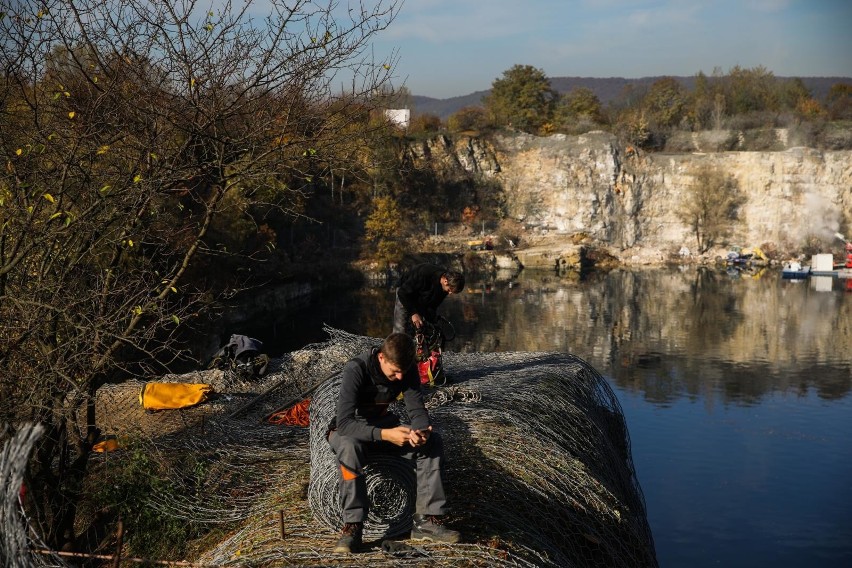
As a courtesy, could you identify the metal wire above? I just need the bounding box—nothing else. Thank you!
[306,345,656,567]
[4,326,657,567]
[1,423,67,568]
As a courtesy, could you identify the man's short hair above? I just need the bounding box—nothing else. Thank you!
[380,333,416,370]
[443,270,465,293]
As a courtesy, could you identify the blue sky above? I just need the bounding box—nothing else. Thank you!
[369,0,852,99]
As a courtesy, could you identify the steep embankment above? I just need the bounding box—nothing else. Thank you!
[406,131,852,265]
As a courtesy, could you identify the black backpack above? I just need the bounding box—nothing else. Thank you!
[209,334,269,379]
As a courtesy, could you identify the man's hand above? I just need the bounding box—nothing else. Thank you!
[408,425,432,447]
[411,313,423,329]
[381,425,412,447]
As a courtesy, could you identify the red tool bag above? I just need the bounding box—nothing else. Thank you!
[417,348,445,386]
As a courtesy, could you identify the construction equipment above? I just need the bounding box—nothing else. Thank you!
[726,245,768,265]
[742,246,768,262]
[467,237,493,251]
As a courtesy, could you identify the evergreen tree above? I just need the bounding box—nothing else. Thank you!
[484,64,557,134]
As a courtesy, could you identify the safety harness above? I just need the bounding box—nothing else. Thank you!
[415,320,451,387]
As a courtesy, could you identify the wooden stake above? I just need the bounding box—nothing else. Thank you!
[113,516,124,568]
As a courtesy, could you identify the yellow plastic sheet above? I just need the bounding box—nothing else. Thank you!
[139,382,213,410]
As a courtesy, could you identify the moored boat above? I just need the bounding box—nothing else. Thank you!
[781,260,811,279]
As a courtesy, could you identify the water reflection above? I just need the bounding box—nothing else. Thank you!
[436,267,852,567]
[255,267,850,405]
[435,267,851,405]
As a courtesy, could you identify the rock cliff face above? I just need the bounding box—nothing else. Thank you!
[407,131,852,259]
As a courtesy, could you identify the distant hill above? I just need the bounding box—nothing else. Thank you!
[411,91,490,119]
[412,76,852,120]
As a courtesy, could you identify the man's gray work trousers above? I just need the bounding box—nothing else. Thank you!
[327,429,448,523]
[392,292,411,335]
[392,293,436,336]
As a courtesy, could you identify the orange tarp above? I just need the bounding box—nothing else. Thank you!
[140,382,213,410]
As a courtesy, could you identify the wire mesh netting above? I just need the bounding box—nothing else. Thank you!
[2,326,657,567]
[1,424,47,568]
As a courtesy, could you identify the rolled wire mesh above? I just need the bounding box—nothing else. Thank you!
[7,326,655,567]
[87,365,313,525]
[307,347,656,567]
[80,332,380,526]
[310,446,417,539]
[439,351,655,568]
[308,379,485,539]
[1,423,68,568]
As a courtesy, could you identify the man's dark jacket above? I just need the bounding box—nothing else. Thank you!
[333,348,430,442]
[396,264,448,321]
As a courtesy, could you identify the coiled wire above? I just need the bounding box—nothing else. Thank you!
[4,327,656,567]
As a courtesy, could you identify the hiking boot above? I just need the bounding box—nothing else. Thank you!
[410,514,460,543]
[333,522,363,553]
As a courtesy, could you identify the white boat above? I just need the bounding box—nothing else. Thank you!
[781,261,811,279]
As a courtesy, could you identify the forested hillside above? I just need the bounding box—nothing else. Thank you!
[414,75,852,119]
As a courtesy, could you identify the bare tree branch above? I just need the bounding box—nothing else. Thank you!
[0,0,400,550]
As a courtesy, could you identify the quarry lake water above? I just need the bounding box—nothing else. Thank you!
[245,266,852,568]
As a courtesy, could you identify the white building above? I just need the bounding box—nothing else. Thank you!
[384,108,410,129]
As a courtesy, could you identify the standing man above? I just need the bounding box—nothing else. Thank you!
[327,333,461,553]
[393,264,465,335]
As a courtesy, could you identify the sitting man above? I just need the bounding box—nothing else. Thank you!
[327,332,461,553]
[393,263,465,335]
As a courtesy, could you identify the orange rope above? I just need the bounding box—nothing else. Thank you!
[268,398,311,426]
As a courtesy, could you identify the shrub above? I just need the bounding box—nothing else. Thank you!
[87,446,214,559]
[814,121,852,150]
[738,128,783,150]
[496,219,524,249]
[448,106,489,133]
[726,111,780,130]
[409,113,443,134]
